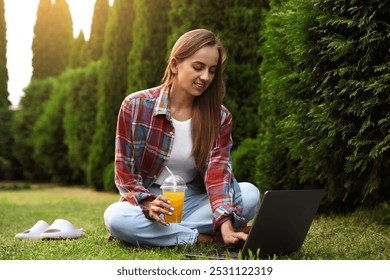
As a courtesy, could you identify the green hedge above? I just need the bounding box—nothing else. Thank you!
[256,0,390,211]
[31,73,71,183]
[63,62,99,183]
[12,78,55,180]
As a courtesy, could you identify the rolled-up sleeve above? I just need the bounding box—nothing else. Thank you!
[204,107,245,232]
[115,97,157,205]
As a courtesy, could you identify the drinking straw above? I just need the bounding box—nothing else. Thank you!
[165,166,176,190]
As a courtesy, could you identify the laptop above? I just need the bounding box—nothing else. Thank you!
[186,189,325,259]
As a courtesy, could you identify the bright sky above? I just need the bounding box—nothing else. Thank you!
[4,0,113,108]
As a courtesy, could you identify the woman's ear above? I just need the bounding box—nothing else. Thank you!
[170,58,178,74]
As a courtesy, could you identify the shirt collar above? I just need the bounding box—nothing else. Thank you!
[154,85,172,120]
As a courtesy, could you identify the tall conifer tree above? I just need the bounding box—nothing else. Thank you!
[88,0,135,189]
[69,31,87,68]
[32,0,52,78]
[86,0,109,62]
[51,0,73,72]
[32,0,73,78]
[0,0,13,179]
[127,0,170,93]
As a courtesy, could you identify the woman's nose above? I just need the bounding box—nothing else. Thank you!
[200,70,210,81]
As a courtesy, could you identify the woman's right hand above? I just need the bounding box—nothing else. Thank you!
[142,195,173,226]
[220,219,248,246]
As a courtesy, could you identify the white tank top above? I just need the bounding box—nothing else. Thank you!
[155,117,197,184]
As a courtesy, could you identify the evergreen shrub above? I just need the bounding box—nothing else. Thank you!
[103,162,116,192]
[63,62,99,184]
[257,0,390,211]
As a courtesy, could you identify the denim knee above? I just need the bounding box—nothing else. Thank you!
[104,202,137,236]
[239,182,260,220]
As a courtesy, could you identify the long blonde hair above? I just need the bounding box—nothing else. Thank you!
[162,29,227,175]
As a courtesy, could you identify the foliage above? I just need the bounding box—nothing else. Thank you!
[257,0,390,211]
[103,162,116,192]
[85,0,110,62]
[256,0,311,194]
[30,63,100,184]
[232,138,259,183]
[31,0,52,75]
[87,0,135,190]
[0,0,14,179]
[32,0,73,79]
[63,62,100,184]
[11,78,55,180]
[68,31,88,69]
[0,108,14,179]
[216,1,265,144]
[31,75,73,183]
[127,0,171,93]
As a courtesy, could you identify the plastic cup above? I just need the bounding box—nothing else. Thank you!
[160,175,187,223]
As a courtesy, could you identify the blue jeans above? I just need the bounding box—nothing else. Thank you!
[104,180,260,246]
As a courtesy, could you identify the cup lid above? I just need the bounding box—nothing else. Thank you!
[160,175,187,190]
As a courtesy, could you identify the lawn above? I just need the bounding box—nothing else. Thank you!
[0,183,389,260]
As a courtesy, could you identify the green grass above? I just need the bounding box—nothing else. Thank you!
[0,183,389,260]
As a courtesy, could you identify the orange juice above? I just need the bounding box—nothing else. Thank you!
[163,191,185,223]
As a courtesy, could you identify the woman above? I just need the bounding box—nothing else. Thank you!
[104,29,260,247]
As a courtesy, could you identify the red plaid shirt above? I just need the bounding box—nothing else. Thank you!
[114,85,244,231]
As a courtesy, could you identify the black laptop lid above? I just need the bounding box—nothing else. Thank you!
[242,189,324,257]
